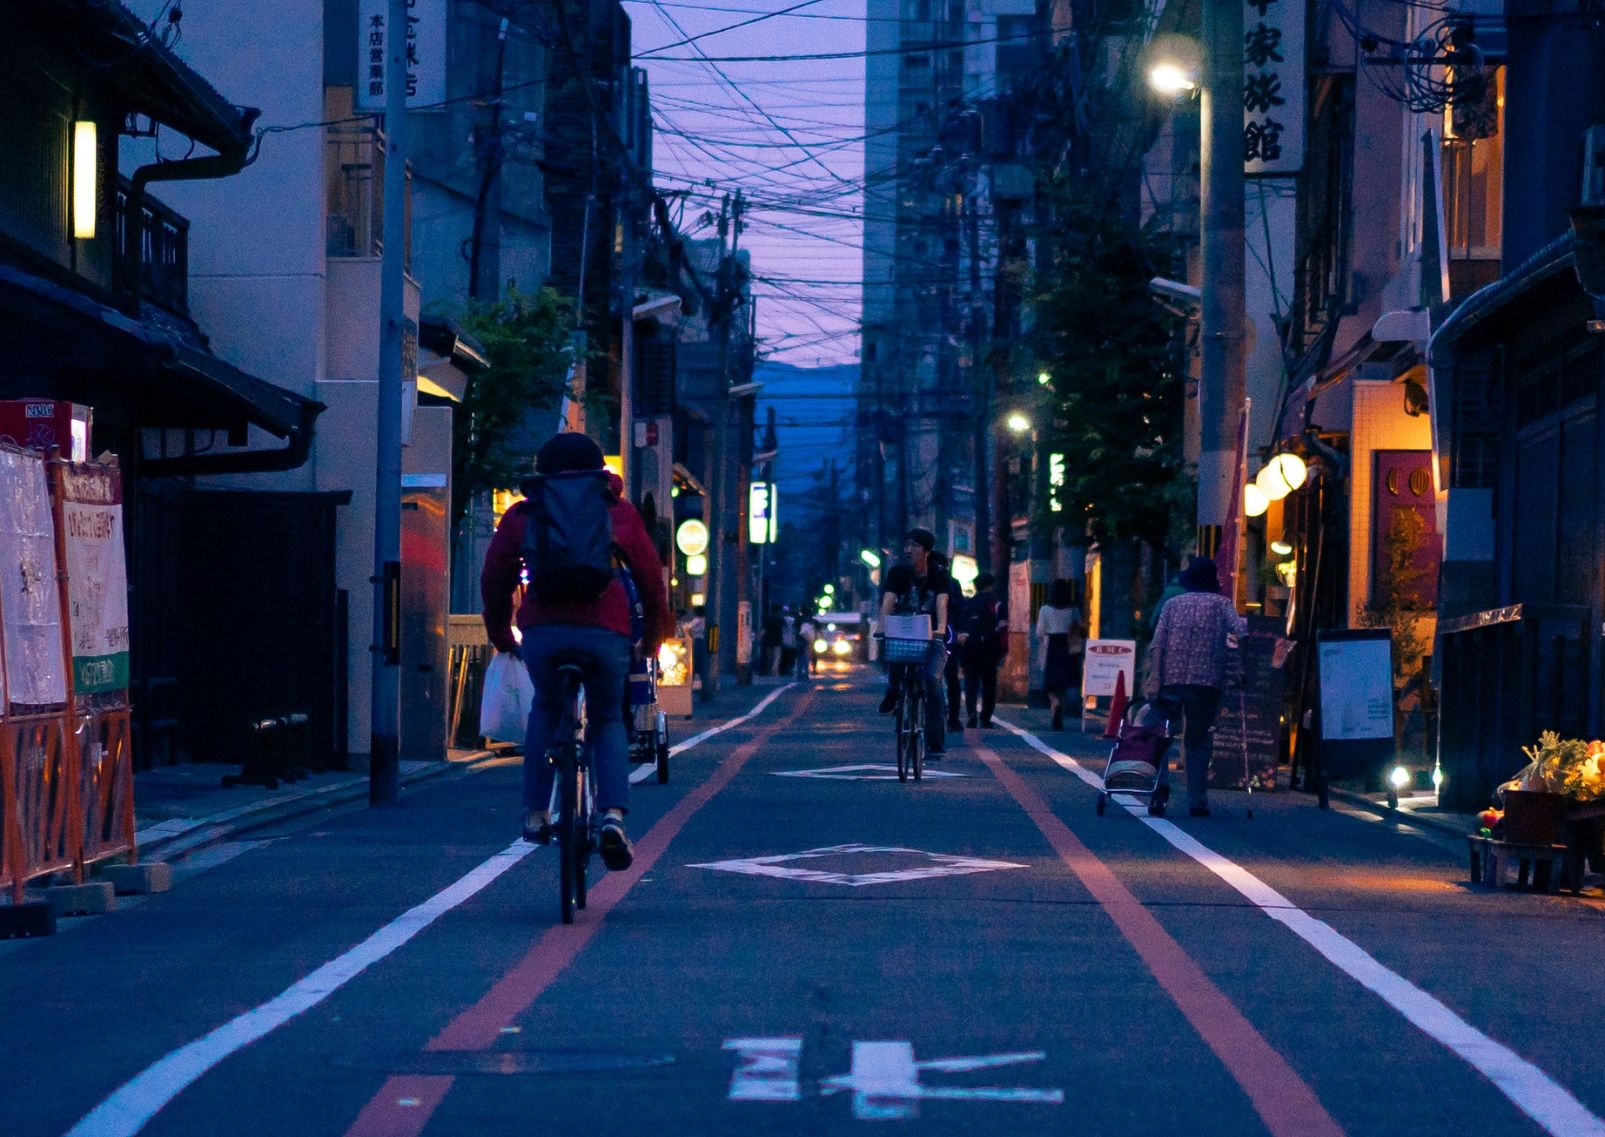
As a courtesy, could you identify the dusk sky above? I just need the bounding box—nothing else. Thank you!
[625,0,871,369]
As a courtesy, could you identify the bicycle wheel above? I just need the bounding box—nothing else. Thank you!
[909,679,924,782]
[894,669,911,782]
[559,745,581,925]
[573,763,589,911]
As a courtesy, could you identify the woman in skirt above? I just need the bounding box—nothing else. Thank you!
[1035,578,1086,730]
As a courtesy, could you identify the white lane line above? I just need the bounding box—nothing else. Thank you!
[994,716,1605,1137]
[69,689,798,1137]
[64,841,534,1137]
[629,684,795,784]
[723,1037,803,1101]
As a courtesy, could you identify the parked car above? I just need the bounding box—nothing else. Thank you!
[811,611,865,662]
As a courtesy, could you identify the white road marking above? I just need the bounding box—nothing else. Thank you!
[723,1037,803,1101]
[773,763,967,780]
[629,683,795,784]
[64,841,535,1137]
[69,690,799,1137]
[691,843,1027,887]
[816,1042,1064,1119]
[995,716,1605,1137]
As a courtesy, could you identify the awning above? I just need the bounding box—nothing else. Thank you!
[417,314,489,402]
[0,263,323,470]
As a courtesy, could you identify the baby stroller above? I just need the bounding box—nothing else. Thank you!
[1095,698,1176,817]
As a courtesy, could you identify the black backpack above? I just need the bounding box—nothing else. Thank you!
[519,471,617,602]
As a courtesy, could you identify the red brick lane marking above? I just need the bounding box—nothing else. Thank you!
[975,742,1347,1137]
[343,688,815,1137]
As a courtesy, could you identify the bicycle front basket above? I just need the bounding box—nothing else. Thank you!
[883,636,931,665]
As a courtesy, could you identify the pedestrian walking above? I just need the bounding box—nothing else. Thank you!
[958,572,1007,727]
[687,604,708,696]
[761,602,784,676]
[779,605,799,677]
[929,552,964,735]
[1034,579,1086,730]
[1141,557,1247,818]
[795,613,816,678]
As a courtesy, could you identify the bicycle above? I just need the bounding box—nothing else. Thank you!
[881,633,932,783]
[547,656,596,925]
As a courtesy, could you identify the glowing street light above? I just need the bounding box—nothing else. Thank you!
[859,548,882,569]
[1006,411,1032,435]
[1036,370,1052,387]
[1243,482,1269,518]
[1148,62,1197,95]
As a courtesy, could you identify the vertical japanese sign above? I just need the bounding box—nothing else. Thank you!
[0,446,66,708]
[357,0,447,112]
[1242,0,1305,175]
[60,464,129,695]
[749,482,777,544]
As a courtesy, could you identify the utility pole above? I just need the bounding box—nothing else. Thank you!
[704,194,732,699]
[967,181,990,573]
[730,191,753,685]
[468,17,509,301]
[370,0,409,805]
[1198,0,1247,548]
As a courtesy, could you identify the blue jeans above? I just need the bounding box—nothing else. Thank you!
[521,625,633,814]
[1154,684,1221,808]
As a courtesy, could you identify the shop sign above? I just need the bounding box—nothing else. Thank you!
[1243,0,1305,175]
[357,0,447,111]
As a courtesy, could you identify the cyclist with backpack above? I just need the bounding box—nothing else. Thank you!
[481,432,670,871]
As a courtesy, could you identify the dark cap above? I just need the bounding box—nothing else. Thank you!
[1181,557,1221,593]
[535,432,605,474]
[904,526,936,551]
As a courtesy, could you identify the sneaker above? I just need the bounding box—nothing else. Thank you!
[522,810,554,845]
[1188,805,1211,818]
[879,690,898,714]
[598,816,635,870]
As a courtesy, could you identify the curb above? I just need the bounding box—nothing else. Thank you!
[1326,786,1472,840]
[133,751,505,864]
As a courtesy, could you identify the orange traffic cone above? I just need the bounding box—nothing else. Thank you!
[1103,670,1129,739]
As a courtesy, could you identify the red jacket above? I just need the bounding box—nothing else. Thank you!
[480,472,671,654]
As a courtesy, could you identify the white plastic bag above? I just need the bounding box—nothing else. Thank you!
[479,652,534,744]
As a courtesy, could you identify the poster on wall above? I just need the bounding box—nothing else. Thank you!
[60,463,130,696]
[0,446,66,707]
[1210,616,1289,790]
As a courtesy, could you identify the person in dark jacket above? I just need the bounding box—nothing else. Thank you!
[481,432,671,870]
[958,572,1008,727]
[929,552,965,735]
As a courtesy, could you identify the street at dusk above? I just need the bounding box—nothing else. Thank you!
[8,671,1605,1137]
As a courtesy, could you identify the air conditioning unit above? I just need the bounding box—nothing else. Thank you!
[1582,125,1605,205]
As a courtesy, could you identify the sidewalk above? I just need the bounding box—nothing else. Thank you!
[132,748,504,863]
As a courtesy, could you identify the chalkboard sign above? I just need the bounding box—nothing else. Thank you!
[1210,615,1288,790]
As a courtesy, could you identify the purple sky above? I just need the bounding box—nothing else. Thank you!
[626,0,868,367]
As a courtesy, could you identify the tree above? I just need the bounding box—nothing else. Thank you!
[1031,197,1188,555]
[450,287,573,533]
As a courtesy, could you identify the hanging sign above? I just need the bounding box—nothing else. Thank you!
[1081,639,1136,698]
[356,0,448,112]
[60,463,130,695]
[0,446,66,707]
[749,482,777,545]
[1243,0,1305,175]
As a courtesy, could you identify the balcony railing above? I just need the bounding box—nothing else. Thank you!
[112,176,189,317]
[326,123,411,270]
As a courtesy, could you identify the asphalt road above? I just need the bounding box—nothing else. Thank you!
[6,665,1605,1137]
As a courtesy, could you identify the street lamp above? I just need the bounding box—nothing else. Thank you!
[859,548,882,569]
[1006,411,1032,435]
[1148,63,1197,95]
[1036,370,1052,387]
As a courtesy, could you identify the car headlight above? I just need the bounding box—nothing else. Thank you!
[832,639,850,656]
[813,638,829,654]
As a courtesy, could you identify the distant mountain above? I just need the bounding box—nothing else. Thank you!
[754,361,858,517]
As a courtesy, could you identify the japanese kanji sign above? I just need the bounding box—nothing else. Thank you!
[356,0,447,112]
[1243,0,1305,175]
[59,463,129,695]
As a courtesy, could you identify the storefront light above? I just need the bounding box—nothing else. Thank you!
[1389,765,1411,791]
[1256,452,1308,501]
[73,121,97,240]
[1244,482,1269,518]
[1269,539,1293,557]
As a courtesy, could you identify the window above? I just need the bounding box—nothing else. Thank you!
[1442,66,1504,262]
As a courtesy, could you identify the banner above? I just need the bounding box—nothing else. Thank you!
[1243,0,1306,175]
[356,0,448,111]
[1081,639,1136,698]
[60,463,130,695]
[0,446,66,707]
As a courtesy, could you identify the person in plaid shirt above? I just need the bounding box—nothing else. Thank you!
[1142,558,1247,817]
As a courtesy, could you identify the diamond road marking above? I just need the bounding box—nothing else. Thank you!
[773,763,968,781]
[689,843,1027,887]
